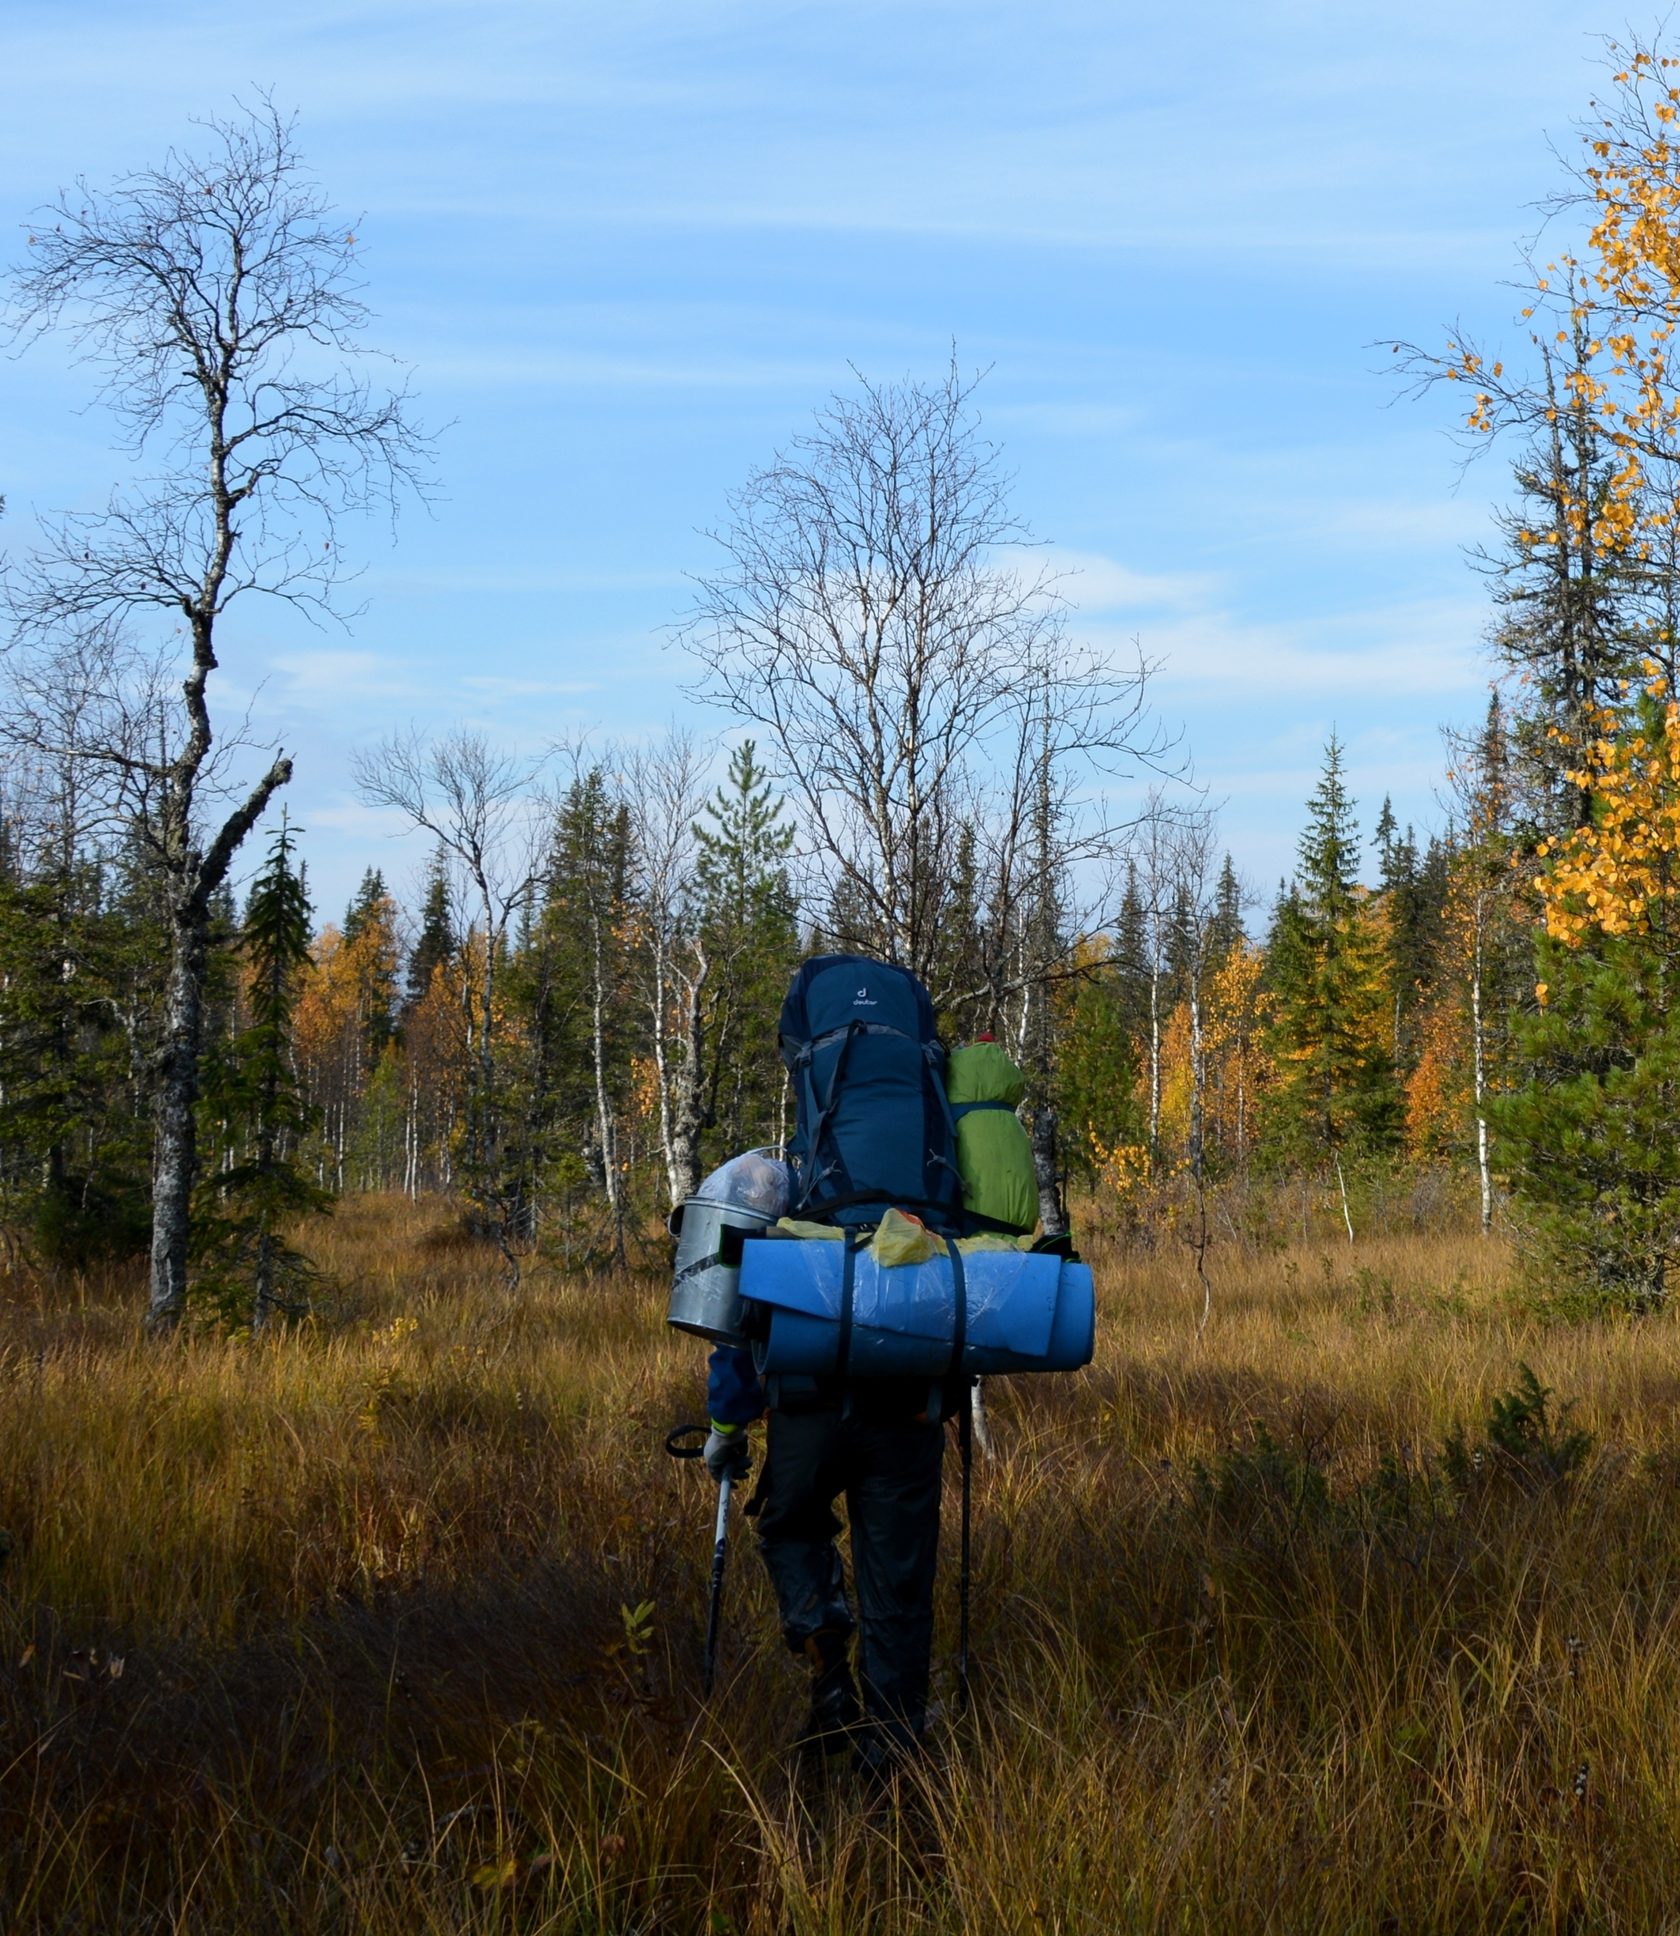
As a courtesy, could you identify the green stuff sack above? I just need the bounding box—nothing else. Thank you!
[944,1041,1039,1237]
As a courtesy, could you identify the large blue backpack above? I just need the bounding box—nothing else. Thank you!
[778,954,963,1231]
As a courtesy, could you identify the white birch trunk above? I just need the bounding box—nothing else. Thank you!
[1471,889,1492,1236]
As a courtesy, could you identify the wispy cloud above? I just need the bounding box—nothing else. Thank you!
[461,674,603,699]
[1132,595,1490,703]
[267,649,420,708]
[1038,548,1487,701]
[1047,550,1219,615]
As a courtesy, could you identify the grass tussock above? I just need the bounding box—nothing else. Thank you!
[6,1192,1680,1929]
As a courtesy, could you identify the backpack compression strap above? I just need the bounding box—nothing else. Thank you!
[832,1230,968,1384]
[836,1228,859,1379]
[793,1020,864,1212]
[943,1237,969,1375]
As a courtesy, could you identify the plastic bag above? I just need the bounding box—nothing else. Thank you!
[695,1148,793,1221]
[869,1207,940,1267]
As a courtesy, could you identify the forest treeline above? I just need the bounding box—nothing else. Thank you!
[0,674,1616,1307]
[14,40,1680,1318]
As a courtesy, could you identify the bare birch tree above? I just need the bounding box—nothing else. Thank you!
[621,732,714,1207]
[681,357,1170,1014]
[1442,701,1520,1237]
[4,101,430,1328]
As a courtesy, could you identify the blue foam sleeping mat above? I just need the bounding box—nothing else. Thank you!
[738,1237,1095,1378]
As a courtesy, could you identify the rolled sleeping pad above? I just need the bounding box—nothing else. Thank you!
[739,1237,1094,1378]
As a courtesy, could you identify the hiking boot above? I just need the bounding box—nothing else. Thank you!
[794,1629,859,1761]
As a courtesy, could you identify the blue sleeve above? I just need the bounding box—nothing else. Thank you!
[707,1345,766,1426]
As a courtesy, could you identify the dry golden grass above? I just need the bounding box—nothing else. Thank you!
[5,1189,1680,1931]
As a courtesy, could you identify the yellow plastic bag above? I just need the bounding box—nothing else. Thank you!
[774,1218,845,1241]
[869,1207,940,1267]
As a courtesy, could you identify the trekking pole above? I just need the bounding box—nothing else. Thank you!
[666,1424,732,1697]
[957,1377,974,1712]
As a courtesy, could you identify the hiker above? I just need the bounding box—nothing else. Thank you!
[704,1323,952,1773]
[702,954,969,1776]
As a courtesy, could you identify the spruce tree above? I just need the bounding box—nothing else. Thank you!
[1055,960,1144,1182]
[1373,813,1445,1081]
[1208,853,1245,966]
[1264,736,1401,1165]
[1111,862,1151,1043]
[343,868,387,944]
[1492,689,1680,1303]
[0,832,152,1256]
[693,740,799,1158]
[1482,372,1641,834]
[195,817,331,1328]
[1496,917,1680,1305]
[337,866,399,1065]
[404,849,456,1018]
[514,769,638,1262]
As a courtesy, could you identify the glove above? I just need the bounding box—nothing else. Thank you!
[704,1421,752,1483]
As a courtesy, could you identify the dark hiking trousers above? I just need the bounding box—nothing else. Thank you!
[754,1404,945,1757]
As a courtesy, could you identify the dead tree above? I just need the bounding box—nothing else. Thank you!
[4,100,430,1329]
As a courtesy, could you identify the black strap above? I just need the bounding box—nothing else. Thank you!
[836,1229,858,1380]
[944,1237,968,1375]
[950,1099,1013,1120]
[799,1021,863,1210]
[965,1209,1035,1237]
[957,1375,972,1711]
[793,1020,922,1064]
[801,1186,956,1228]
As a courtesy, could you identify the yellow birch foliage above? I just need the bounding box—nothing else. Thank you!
[1203,941,1272,1166]
[1147,945,1273,1176]
[1454,41,1680,573]
[1532,688,1680,958]
[293,925,358,1107]
[1404,1000,1462,1158]
[1158,998,1192,1164]
[1089,1135,1152,1203]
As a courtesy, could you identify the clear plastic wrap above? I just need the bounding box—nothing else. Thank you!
[693,1148,792,1221]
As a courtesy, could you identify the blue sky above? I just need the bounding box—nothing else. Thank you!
[0,0,1618,925]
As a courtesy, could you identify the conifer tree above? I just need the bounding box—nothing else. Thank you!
[1111,862,1151,1044]
[337,867,400,1067]
[1208,853,1245,966]
[1493,681,1680,1301]
[1372,811,1447,1081]
[404,849,456,1018]
[1054,949,1144,1182]
[693,740,799,1160]
[1483,374,1640,834]
[524,768,636,1264]
[0,815,152,1255]
[1264,736,1400,1165]
[195,816,330,1329]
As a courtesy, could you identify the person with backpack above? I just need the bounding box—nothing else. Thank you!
[702,953,965,1778]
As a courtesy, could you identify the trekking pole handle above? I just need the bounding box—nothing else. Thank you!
[665,1423,709,1459]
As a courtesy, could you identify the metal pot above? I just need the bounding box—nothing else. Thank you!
[666,1196,774,1343]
